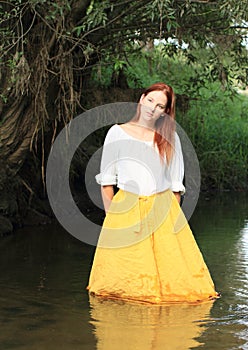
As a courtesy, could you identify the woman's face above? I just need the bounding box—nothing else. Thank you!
[139,90,168,122]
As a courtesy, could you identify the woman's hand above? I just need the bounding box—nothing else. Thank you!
[101,185,114,213]
[173,192,181,204]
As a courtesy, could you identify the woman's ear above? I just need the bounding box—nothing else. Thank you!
[139,93,145,103]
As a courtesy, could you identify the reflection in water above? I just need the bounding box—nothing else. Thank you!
[236,220,248,293]
[191,195,248,350]
[0,224,96,350]
[232,220,248,346]
[89,296,214,350]
[0,192,248,349]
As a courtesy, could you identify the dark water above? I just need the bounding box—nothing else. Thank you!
[0,192,248,350]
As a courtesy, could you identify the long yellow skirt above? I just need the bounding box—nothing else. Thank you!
[87,189,219,304]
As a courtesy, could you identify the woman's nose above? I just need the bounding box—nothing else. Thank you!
[151,103,157,112]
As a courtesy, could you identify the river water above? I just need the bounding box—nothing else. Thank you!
[0,191,248,349]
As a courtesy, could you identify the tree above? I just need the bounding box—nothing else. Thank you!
[0,0,247,229]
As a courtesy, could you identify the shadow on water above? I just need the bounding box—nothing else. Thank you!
[0,191,248,349]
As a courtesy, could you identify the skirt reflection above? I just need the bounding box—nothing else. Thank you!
[89,295,214,350]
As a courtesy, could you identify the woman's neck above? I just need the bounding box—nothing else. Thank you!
[130,120,156,130]
[126,121,155,141]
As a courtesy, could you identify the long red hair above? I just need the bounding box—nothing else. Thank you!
[133,82,176,163]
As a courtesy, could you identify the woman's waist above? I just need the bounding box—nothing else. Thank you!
[117,185,172,198]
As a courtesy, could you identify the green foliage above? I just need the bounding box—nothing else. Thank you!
[0,94,7,103]
[44,1,71,21]
[177,88,248,190]
[90,43,248,191]
[73,0,110,35]
[0,0,248,193]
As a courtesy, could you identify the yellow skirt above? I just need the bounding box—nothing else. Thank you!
[87,189,219,304]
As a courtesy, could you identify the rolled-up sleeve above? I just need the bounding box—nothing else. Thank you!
[168,133,185,194]
[95,125,118,186]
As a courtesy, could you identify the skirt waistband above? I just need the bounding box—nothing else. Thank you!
[117,188,171,200]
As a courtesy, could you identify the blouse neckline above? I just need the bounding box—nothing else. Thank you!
[116,124,154,143]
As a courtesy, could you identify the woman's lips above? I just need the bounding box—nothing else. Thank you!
[146,111,153,118]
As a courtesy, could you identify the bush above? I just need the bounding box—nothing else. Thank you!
[177,87,248,190]
[89,47,248,191]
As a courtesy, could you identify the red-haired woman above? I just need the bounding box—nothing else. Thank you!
[87,82,219,304]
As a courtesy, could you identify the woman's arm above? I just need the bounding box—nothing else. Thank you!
[95,125,119,213]
[168,133,185,200]
[173,191,181,204]
[101,185,114,213]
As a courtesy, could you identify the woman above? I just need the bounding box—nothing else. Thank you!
[87,82,219,304]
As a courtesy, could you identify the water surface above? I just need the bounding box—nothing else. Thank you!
[0,191,248,349]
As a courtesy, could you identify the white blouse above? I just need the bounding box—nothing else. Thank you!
[95,124,185,196]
